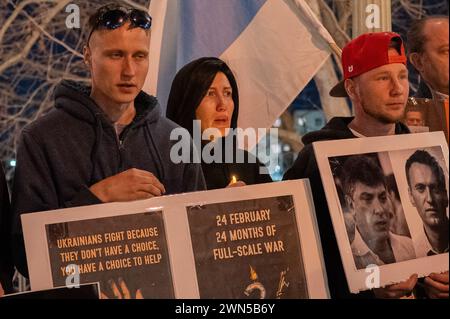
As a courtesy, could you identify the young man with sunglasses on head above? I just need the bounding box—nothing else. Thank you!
[11,4,206,277]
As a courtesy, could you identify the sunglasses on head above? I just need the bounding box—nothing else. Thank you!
[87,7,152,44]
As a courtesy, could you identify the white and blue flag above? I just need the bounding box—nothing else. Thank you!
[144,0,334,134]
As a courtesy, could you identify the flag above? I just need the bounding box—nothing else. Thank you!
[144,0,333,145]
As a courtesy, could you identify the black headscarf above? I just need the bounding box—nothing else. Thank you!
[166,57,273,189]
[166,57,239,136]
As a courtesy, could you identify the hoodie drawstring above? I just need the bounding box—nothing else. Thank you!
[89,115,104,185]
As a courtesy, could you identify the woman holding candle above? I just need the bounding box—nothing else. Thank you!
[166,57,272,189]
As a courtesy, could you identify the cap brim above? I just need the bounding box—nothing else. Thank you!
[329,80,348,98]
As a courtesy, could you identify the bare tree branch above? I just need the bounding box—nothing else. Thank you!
[0,1,70,74]
[21,8,83,58]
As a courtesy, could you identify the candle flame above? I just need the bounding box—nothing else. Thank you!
[249,265,258,281]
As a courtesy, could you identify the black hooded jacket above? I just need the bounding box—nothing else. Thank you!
[11,80,206,276]
[284,117,410,298]
[166,57,272,190]
[0,165,13,293]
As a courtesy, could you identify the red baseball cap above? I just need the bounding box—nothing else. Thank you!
[330,32,407,97]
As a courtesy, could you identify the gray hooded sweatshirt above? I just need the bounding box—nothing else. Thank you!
[11,80,206,276]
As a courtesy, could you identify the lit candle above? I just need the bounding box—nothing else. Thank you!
[231,175,237,184]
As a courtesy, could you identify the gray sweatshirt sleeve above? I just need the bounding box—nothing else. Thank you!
[11,130,101,277]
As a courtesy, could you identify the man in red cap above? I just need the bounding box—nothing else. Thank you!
[285,32,419,298]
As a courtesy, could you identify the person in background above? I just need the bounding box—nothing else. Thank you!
[408,16,449,101]
[407,16,449,142]
[404,106,425,127]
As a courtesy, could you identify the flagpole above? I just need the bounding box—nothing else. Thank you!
[328,42,342,59]
[292,0,342,58]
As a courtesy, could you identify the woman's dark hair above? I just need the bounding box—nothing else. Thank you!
[166,57,239,135]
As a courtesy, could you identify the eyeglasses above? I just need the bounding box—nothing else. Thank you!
[87,7,152,44]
